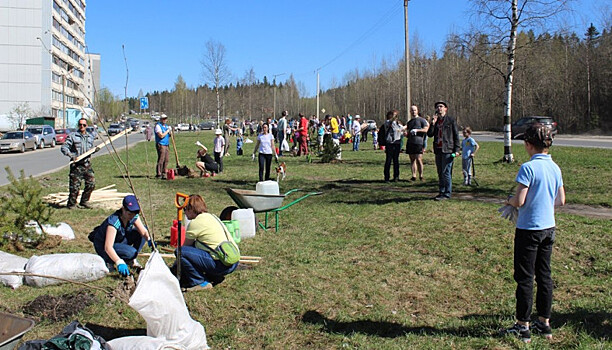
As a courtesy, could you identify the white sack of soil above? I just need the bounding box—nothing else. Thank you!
[0,250,27,289]
[26,221,76,240]
[24,253,109,287]
[127,251,209,349]
[107,336,186,350]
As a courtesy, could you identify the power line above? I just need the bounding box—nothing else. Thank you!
[315,0,403,72]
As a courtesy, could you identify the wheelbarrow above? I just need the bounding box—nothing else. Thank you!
[0,312,35,350]
[226,188,322,232]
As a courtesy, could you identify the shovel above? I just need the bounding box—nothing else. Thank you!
[471,156,479,187]
[174,192,189,284]
[170,131,190,176]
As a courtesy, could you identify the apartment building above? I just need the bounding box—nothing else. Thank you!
[0,0,89,130]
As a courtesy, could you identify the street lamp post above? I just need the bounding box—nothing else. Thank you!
[62,74,67,128]
[404,0,411,115]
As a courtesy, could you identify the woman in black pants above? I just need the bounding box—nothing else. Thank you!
[252,123,277,181]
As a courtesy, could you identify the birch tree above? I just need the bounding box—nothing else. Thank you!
[468,0,571,162]
[201,40,231,126]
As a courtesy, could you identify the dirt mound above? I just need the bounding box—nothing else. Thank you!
[24,290,97,321]
[111,276,136,304]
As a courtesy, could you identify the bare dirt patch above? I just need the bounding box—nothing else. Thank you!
[23,290,98,321]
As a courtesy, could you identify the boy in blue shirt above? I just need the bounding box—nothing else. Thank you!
[461,126,479,185]
[236,130,244,156]
[502,124,565,343]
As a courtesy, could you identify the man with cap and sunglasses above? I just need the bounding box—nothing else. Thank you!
[91,195,152,276]
[61,117,96,209]
[155,114,172,179]
[427,101,460,200]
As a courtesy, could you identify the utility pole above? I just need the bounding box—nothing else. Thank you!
[272,73,285,119]
[404,0,411,116]
[316,69,320,121]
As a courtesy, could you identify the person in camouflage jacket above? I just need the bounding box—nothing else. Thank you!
[60,117,96,209]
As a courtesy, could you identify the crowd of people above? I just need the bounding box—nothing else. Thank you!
[143,103,486,193]
[59,104,566,343]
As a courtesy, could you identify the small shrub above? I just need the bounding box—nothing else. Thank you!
[0,167,55,249]
[320,137,341,163]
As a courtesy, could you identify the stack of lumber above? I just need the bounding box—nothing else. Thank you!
[43,184,132,206]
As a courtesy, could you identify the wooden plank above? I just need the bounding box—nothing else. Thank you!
[70,129,129,164]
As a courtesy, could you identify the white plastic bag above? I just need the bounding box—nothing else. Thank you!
[281,139,290,152]
[0,250,27,289]
[107,336,186,350]
[24,253,109,287]
[128,251,208,349]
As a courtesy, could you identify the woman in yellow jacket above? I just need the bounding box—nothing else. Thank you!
[174,194,238,291]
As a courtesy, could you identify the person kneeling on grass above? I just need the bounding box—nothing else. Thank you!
[171,194,238,291]
[195,145,219,177]
[91,195,152,277]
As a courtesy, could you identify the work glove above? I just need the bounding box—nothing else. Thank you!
[410,129,418,135]
[251,153,256,161]
[116,259,130,277]
[498,204,518,224]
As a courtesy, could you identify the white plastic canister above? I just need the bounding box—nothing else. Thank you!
[256,180,279,195]
[231,208,256,239]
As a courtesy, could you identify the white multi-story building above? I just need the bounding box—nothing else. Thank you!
[84,52,100,108]
[0,0,88,130]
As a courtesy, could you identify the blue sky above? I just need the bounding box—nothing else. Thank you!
[85,0,609,99]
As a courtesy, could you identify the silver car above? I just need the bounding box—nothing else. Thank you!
[0,131,38,153]
[27,125,56,148]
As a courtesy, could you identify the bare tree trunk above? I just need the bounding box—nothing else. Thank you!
[502,0,518,163]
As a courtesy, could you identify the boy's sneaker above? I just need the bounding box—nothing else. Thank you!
[500,323,531,343]
[531,320,553,340]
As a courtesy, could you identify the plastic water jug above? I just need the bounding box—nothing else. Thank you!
[166,169,175,180]
[232,208,255,239]
[222,220,241,244]
[256,180,279,195]
[170,219,186,247]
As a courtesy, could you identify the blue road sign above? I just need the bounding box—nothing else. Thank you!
[140,97,149,110]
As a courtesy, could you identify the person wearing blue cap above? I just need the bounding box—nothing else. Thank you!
[90,195,152,276]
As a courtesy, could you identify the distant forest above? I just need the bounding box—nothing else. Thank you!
[100,25,611,133]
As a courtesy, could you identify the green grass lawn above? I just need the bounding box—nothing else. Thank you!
[1,131,610,349]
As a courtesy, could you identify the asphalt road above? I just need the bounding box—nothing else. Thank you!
[0,132,147,187]
[472,132,612,149]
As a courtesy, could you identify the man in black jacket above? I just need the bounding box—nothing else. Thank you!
[427,101,460,200]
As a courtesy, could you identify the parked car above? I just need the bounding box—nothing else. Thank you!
[511,116,558,139]
[198,121,216,130]
[107,123,124,136]
[54,128,73,144]
[0,131,37,153]
[175,123,190,131]
[27,125,56,148]
[365,119,377,131]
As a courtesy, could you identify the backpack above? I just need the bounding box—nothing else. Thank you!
[378,123,387,147]
[385,120,402,144]
[198,215,240,266]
